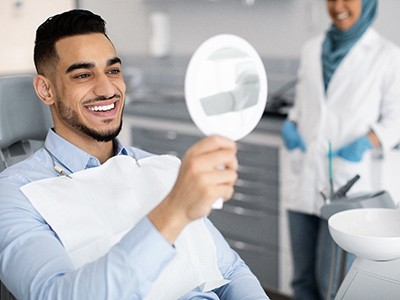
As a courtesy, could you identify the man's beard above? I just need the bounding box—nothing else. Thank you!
[55,98,123,142]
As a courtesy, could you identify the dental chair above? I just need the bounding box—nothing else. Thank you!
[0,75,52,171]
[0,75,53,299]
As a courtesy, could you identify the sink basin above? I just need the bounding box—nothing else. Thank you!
[328,208,400,261]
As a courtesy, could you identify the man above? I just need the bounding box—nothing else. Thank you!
[0,9,268,300]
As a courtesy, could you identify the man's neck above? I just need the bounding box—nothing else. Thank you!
[54,128,115,164]
[81,140,115,164]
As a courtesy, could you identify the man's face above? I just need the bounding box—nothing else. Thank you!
[327,0,362,31]
[50,33,126,142]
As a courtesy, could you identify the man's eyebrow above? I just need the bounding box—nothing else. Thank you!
[66,62,95,74]
[107,57,122,66]
[65,57,121,74]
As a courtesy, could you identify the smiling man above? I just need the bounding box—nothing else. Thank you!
[0,9,269,299]
[34,32,125,162]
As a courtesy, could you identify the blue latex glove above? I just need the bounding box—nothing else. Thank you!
[332,135,372,162]
[281,120,306,151]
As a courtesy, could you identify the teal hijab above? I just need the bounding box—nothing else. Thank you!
[322,0,378,91]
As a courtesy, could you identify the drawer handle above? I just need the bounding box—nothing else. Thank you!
[235,179,266,188]
[224,204,265,218]
[233,192,264,203]
[166,131,177,140]
[226,238,266,253]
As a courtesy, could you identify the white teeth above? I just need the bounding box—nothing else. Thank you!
[88,103,115,112]
[337,12,350,20]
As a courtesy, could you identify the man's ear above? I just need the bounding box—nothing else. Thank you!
[33,75,54,105]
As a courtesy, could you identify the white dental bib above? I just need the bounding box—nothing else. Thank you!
[20,155,228,299]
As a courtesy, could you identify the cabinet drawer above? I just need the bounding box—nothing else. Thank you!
[238,166,278,184]
[237,145,279,168]
[209,204,278,246]
[226,237,279,290]
[231,191,278,212]
[235,183,278,201]
[237,165,277,187]
[131,127,200,157]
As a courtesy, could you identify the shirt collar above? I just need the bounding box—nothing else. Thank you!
[115,138,130,156]
[44,129,130,173]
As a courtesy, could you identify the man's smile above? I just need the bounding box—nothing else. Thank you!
[87,102,115,112]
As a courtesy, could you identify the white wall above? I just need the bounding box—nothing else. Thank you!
[1,0,399,74]
[0,0,75,74]
[78,0,400,59]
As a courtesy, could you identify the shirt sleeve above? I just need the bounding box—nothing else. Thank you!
[0,175,175,300]
[204,219,270,300]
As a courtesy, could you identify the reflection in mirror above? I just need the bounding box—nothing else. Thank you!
[199,48,259,117]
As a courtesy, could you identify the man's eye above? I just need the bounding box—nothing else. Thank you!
[108,69,121,75]
[75,73,90,79]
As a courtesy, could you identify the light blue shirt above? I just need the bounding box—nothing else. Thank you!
[0,130,269,300]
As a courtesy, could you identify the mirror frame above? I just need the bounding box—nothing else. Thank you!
[185,34,268,141]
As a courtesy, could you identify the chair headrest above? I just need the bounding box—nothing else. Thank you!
[0,75,53,149]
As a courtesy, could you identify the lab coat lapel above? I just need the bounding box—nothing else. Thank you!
[326,28,375,102]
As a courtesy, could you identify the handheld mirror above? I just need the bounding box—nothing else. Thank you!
[185,34,268,208]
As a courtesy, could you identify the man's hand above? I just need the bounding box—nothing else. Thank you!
[148,135,238,244]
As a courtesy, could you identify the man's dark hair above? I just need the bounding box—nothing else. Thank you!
[34,9,108,75]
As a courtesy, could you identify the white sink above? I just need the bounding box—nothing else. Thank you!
[328,208,400,261]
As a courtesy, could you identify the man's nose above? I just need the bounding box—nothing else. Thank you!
[93,74,115,98]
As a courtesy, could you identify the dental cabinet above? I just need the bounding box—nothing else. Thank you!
[119,98,284,292]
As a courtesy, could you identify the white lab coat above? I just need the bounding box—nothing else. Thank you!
[284,28,400,215]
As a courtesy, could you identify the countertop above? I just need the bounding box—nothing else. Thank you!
[122,54,297,120]
[124,96,285,135]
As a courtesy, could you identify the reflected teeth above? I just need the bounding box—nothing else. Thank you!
[88,103,115,112]
[337,12,350,20]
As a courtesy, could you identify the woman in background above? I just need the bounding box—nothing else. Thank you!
[281,0,400,299]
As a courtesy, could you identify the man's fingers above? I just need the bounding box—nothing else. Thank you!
[186,135,237,158]
[184,136,238,173]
